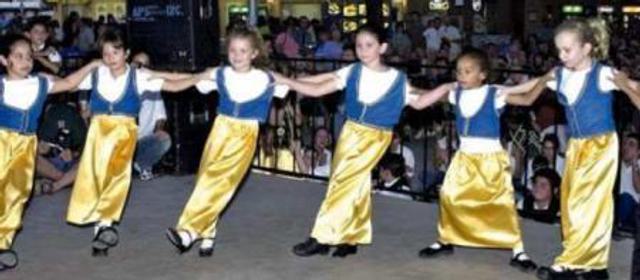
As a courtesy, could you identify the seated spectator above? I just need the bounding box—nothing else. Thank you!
[390,130,415,179]
[35,101,87,194]
[131,52,172,181]
[294,127,332,177]
[25,17,62,74]
[616,133,640,234]
[518,168,561,224]
[255,127,298,173]
[525,134,565,189]
[374,153,413,200]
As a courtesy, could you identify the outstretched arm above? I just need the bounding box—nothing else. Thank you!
[505,71,554,106]
[610,70,640,110]
[408,82,455,110]
[147,67,215,81]
[161,71,210,93]
[272,72,339,98]
[49,60,102,94]
[297,72,339,83]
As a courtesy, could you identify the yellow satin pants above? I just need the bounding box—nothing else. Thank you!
[0,130,37,249]
[177,115,259,239]
[66,115,137,225]
[310,121,392,245]
[554,133,618,270]
[437,151,523,250]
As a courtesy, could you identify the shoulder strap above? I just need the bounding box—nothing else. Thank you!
[129,67,140,98]
[216,67,228,96]
[555,67,563,94]
[37,75,48,97]
[91,68,99,90]
[0,76,4,102]
[487,85,502,115]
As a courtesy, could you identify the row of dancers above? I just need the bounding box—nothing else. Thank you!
[1,17,639,280]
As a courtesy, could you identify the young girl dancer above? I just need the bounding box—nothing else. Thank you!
[0,34,101,271]
[165,26,290,257]
[66,29,204,257]
[414,49,540,273]
[509,18,640,280]
[273,25,445,258]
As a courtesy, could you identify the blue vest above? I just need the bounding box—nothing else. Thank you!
[89,68,141,117]
[215,67,275,123]
[455,85,502,139]
[344,63,406,129]
[0,76,49,134]
[555,62,615,138]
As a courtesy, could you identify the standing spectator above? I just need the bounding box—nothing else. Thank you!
[422,19,441,58]
[405,12,424,49]
[390,21,412,56]
[131,52,172,181]
[274,20,300,58]
[441,18,462,61]
[62,11,80,47]
[616,133,640,234]
[76,18,95,53]
[314,28,342,59]
[294,16,316,55]
[25,17,61,74]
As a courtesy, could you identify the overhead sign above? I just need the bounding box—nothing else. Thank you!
[562,5,583,14]
[429,0,450,11]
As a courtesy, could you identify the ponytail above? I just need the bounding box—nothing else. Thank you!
[586,18,609,60]
[555,17,610,60]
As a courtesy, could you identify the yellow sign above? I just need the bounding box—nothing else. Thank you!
[623,6,640,13]
[429,0,449,11]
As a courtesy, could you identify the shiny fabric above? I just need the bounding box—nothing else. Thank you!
[310,121,392,245]
[437,151,523,250]
[177,115,259,238]
[554,133,618,270]
[66,115,137,225]
[0,130,37,249]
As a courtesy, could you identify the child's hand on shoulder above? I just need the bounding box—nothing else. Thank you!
[609,69,630,87]
[270,71,288,85]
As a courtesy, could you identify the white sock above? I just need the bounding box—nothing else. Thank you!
[94,221,112,235]
[429,242,442,250]
[201,238,215,249]
[178,231,193,247]
[512,247,523,257]
[550,265,564,271]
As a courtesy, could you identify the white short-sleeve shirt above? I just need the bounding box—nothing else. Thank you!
[448,84,506,153]
[138,97,167,139]
[620,160,640,202]
[335,63,417,105]
[35,44,62,63]
[196,67,289,101]
[78,65,165,102]
[1,76,54,110]
[546,65,618,105]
